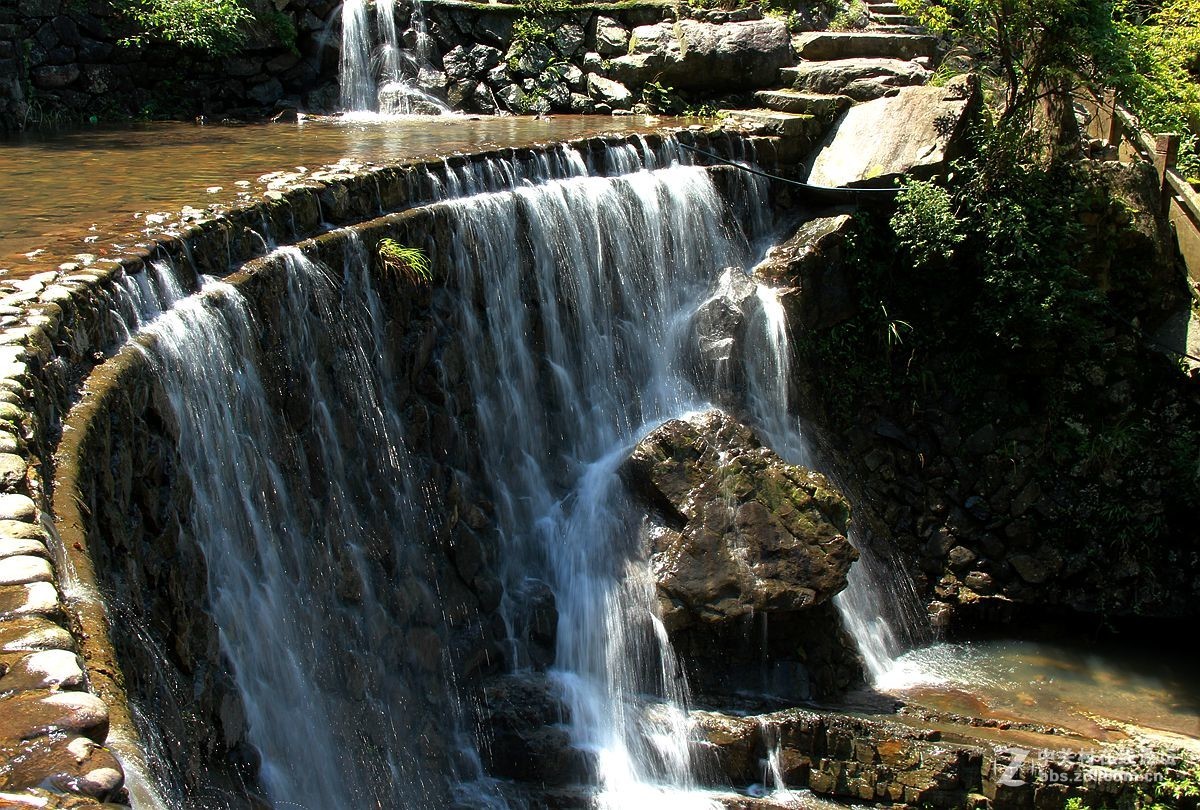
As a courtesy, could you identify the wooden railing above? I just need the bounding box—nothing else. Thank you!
[1079,88,1200,292]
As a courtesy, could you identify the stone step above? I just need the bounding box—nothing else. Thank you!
[873,12,917,24]
[869,2,905,12]
[780,57,931,101]
[794,31,937,61]
[872,24,927,33]
[717,108,822,138]
[754,89,853,118]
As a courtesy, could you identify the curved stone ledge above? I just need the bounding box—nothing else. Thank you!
[0,131,774,805]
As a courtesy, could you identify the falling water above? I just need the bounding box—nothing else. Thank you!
[101,137,934,808]
[744,283,930,684]
[339,0,448,116]
[437,141,770,806]
[131,247,472,808]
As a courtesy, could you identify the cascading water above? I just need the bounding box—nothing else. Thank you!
[127,250,479,808]
[436,142,773,806]
[101,136,936,810]
[743,283,931,685]
[339,0,448,116]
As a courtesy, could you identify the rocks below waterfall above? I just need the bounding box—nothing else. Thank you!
[622,411,855,629]
[621,410,864,699]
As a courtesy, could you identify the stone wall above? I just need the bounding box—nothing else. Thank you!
[1,0,820,131]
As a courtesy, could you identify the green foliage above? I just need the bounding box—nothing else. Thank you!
[512,17,552,47]
[890,180,965,268]
[1139,766,1200,810]
[261,8,299,57]
[1111,0,1200,180]
[830,0,870,30]
[898,0,1123,127]
[377,239,433,285]
[802,120,1200,591]
[118,0,253,55]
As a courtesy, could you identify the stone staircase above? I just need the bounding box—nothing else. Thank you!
[719,0,937,161]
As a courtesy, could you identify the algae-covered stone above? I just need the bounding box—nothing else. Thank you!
[621,410,856,631]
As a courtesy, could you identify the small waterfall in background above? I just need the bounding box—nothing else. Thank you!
[744,283,931,685]
[340,0,448,116]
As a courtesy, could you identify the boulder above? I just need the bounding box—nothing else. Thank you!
[609,19,791,91]
[621,410,856,632]
[806,77,980,188]
[685,268,758,406]
[779,57,930,101]
[477,674,591,785]
[585,73,631,107]
[752,212,858,331]
[594,16,630,56]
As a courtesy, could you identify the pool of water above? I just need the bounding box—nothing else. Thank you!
[877,638,1200,748]
[0,114,693,276]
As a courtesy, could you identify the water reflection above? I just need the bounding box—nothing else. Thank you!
[0,114,691,274]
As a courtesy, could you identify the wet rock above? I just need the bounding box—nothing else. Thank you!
[0,494,37,522]
[807,77,981,188]
[0,690,109,743]
[0,733,122,799]
[0,581,60,617]
[0,555,53,586]
[610,19,791,91]
[685,268,758,406]
[621,410,856,631]
[753,212,857,331]
[477,674,590,785]
[0,649,85,692]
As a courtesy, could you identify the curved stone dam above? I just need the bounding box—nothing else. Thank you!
[3,124,1198,810]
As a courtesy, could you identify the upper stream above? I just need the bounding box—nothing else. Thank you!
[0,115,685,275]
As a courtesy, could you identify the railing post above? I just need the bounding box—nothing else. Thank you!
[1154,133,1180,193]
[1104,88,1121,146]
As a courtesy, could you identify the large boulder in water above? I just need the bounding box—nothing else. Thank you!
[621,411,864,699]
[608,19,792,91]
[621,410,856,631]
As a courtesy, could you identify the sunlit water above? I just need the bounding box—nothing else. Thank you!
[876,638,1200,743]
[0,115,690,274]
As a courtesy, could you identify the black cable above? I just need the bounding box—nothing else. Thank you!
[677,142,901,203]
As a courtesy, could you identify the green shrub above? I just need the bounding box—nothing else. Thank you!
[890,180,965,269]
[1112,0,1200,181]
[119,0,254,55]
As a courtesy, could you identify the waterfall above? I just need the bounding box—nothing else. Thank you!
[744,284,931,685]
[437,142,770,806]
[339,0,448,116]
[132,248,475,808]
[98,136,937,808]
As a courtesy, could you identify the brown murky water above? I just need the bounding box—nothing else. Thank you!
[0,114,694,276]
